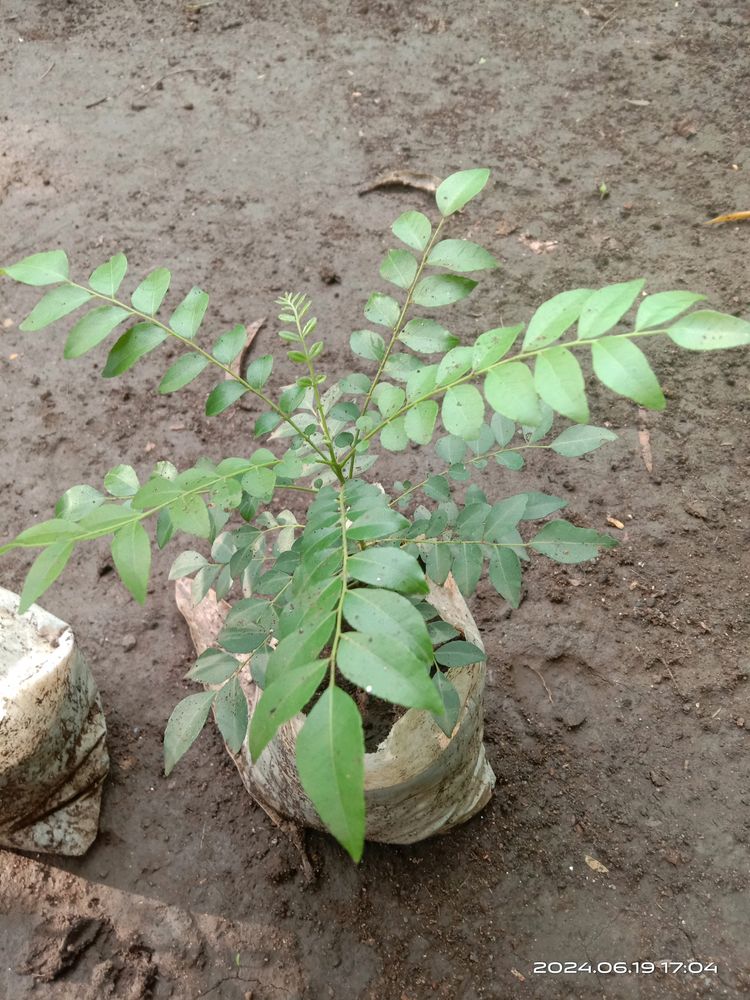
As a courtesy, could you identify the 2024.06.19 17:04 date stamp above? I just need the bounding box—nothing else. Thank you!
[533,961,718,975]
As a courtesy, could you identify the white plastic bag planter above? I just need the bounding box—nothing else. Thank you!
[176,573,495,846]
[0,587,109,855]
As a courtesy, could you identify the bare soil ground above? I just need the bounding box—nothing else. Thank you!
[1,1,749,997]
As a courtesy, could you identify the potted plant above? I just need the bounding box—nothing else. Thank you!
[2,168,749,861]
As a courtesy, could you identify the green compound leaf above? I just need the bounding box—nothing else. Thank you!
[131,267,171,315]
[19,285,92,332]
[427,239,498,272]
[530,520,616,564]
[337,633,442,712]
[159,352,208,393]
[392,210,432,252]
[522,288,592,351]
[435,168,490,217]
[666,310,750,351]
[342,587,432,662]
[214,676,249,753]
[205,381,248,415]
[63,305,129,358]
[431,670,461,737]
[380,249,418,289]
[488,547,521,608]
[295,686,365,862]
[484,363,542,426]
[249,659,327,761]
[102,323,167,377]
[578,280,645,340]
[635,291,706,331]
[364,292,400,329]
[549,425,618,457]
[88,252,128,296]
[433,639,486,667]
[3,250,69,286]
[442,385,485,440]
[404,400,438,444]
[591,337,665,409]
[534,346,589,423]
[18,541,74,614]
[170,286,209,339]
[347,546,428,594]
[164,690,215,776]
[111,520,151,604]
[413,274,477,308]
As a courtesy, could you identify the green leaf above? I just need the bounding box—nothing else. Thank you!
[338,633,441,711]
[19,285,92,331]
[168,549,208,579]
[364,293,400,329]
[424,474,452,501]
[241,466,276,500]
[450,542,483,596]
[104,464,139,497]
[55,484,105,521]
[392,210,432,252]
[156,509,174,548]
[380,249,418,289]
[3,250,69,286]
[170,287,209,339]
[205,381,248,415]
[342,587,432,662]
[530,520,616,563]
[246,354,273,389]
[347,546,428,594]
[404,400,438,444]
[88,252,127,296]
[187,649,239,684]
[265,612,337,687]
[168,494,211,538]
[18,541,74,613]
[111,520,151,603]
[131,267,171,315]
[434,640,486,667]
[102,323,166,377]
[348,508,409,542]
[372,382,406,418]
[435,168,490,216]
[255,411,281,436]
[635,291,706,331]
[472,325,522,369]
[413,274,477,308]
[522,288,592,351]
[400,318,458,353]
[666,310,750,351]
[192,563,221,604]
[163,691,215,775]
[380,417,408,452]
[159,352,208,392]
[295,686,365,862]
[427,239,498,272]
[279,382,307,412]
[591,337,665,409]
[425,543,451,585]
[520,492,567,519]
[436,346,474,385]
[484,363,541,425]
[484,495,528,540]
[249,659,327,760]
[431,671,461,737]
[441,385,485,439]
[350,328,386,361]
[488,548,521,607]
[212,324,247,364]
[63,305,129,358]
[578,280,644,340]
[534,346,589,423]
[214,676,249,753]
[549,425,618,457]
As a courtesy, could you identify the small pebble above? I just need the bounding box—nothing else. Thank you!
[121,633,137,651]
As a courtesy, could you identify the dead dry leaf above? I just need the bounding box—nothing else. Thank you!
[606,516,625,530]
[358,170,440,196]
[511,968,526,982]
[585,855,609,874]
[705,210,750,226]
[225,317,265,382]
[496,217,519,237]
[637,413,653,474]
[518,232,558,255]
[674,117,698,139]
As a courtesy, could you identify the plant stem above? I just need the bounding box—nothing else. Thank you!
[328,486,351,687]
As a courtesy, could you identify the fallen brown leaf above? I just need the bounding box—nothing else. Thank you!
[226,317,265,382]
[705,210,750,226]
[518,232,558,255]
[607,516,625,530]
[358,169,440,196]
[585,855,609,874]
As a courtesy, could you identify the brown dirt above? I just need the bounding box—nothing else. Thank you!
[1,1,749,997]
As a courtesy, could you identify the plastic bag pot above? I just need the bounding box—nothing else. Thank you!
[0,587,109,855]
[176,573,495,845]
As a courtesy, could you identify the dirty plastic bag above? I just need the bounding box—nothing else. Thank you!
[176,573,495,845]
[0,587,109,855]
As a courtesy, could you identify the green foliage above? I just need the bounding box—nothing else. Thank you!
[3,166,749,860]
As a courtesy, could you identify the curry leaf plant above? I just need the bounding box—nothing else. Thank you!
[3,168,750,861]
